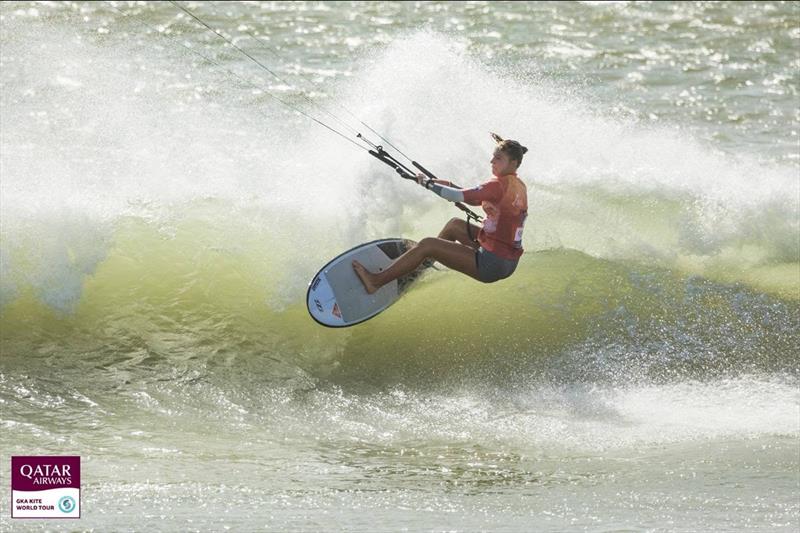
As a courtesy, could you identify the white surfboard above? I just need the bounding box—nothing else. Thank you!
[306,238,433,327]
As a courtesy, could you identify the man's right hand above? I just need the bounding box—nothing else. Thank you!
[416,173,432,188]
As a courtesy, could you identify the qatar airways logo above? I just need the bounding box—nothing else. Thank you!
[11,456,80,519]
[19,463,73,485]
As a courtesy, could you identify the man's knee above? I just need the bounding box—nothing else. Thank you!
[440,217,463,239]
[416,237,443,261]
[418,237,438,250]
[445,217,462,229]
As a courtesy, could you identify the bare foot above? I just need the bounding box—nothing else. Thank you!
[352,260,379,294]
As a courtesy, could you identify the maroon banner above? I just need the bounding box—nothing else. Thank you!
[11,456,80,492]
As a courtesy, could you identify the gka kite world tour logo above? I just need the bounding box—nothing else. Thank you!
[11,456,80,519]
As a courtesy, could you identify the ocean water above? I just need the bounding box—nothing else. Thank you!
[1,1,798,531]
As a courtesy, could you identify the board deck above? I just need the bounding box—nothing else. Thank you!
[306,238,433,327]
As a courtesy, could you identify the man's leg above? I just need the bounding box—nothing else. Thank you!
[438,217,481,249]
[353,237,479,294]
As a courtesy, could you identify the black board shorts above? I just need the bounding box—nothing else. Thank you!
[475,247,518,283]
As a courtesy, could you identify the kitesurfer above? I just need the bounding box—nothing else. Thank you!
[353,133,528,294]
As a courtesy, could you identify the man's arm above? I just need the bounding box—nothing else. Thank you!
[416,173,503,206]
[424,180,465,202]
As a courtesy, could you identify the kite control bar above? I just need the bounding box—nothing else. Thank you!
[367,147,483,223]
